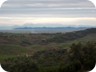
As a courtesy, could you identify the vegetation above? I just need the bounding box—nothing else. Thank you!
[0,28,96,72]
[1,42,96,72]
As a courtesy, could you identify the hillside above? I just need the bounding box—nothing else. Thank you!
[0,28,96,72]
[46,28,96,43]
[1,41,96,72]
[0,28,96,44]
[0,28,96,57]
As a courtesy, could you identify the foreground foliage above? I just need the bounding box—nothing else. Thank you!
[1,42,96,72]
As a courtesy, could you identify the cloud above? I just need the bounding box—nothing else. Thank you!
[0,0,95,16]
[1,0,94,8]
[0,0,95,17]
[0,8,96,18]
[0,0,96,27]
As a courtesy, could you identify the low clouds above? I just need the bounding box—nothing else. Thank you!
[0,8,96,17]
[0,0,95,16]
[2,0,94,8]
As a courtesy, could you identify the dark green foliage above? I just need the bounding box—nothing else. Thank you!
[70,42,96,71]
[0,28,96,72]
[1,56,38,72]
[59,60,81,72]
[1,42,96,72]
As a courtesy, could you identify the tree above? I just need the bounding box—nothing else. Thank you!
[70,42,96,71]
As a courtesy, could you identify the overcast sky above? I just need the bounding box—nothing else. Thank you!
[0,0,96,29]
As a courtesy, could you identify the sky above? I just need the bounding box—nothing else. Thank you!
[0,0,96,29]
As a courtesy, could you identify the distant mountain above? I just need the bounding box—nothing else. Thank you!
[14,27,88,33]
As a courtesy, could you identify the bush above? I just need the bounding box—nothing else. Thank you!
[70,42,96,71]
[1,56,38,72]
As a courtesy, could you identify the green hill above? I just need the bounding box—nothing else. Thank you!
[0,28,96,72]
[0,28,96,59]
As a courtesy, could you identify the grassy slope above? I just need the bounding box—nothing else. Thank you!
[69,33,96,44]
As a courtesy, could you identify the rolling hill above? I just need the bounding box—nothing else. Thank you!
[0,28,96,57]
[0,28,96,72]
